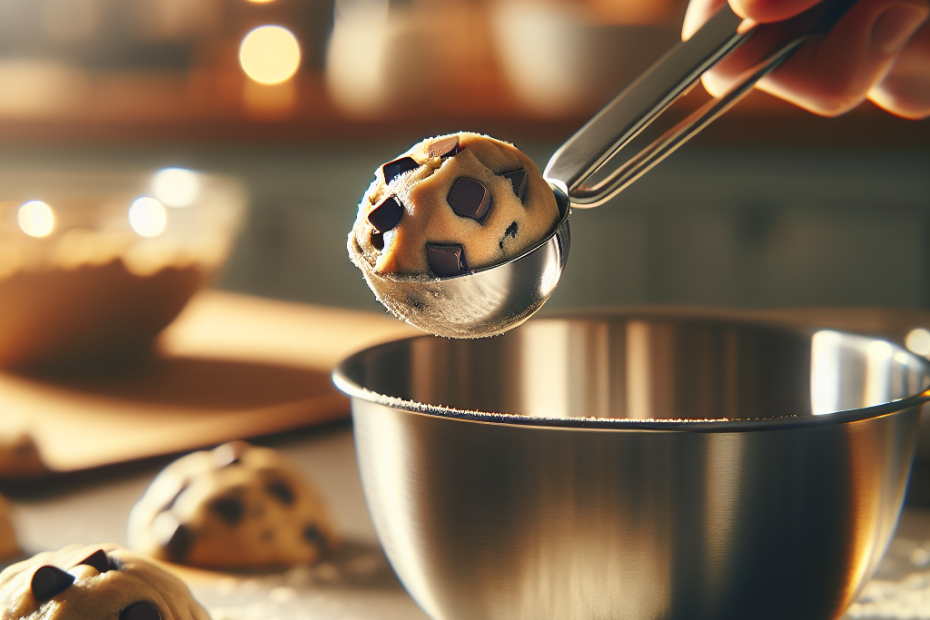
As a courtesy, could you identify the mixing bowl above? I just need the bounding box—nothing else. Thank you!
[333,310,930,620]
[0,167,246,370]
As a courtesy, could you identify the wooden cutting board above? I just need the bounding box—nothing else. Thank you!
[2,291,928,476]
[0,290,416,474]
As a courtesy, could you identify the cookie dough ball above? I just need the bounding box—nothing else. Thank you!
[128,441,336,569]
[0,495,19,560]
[0,433,46,478]
[347,132,561,337]
[0,544,210,620]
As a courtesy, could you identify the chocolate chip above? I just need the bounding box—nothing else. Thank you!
[31,566,74,601]
[76,549,112,574]
[267,480,294,506]
[164,522,193,562]
[448,178,492,222]
[500,222,519,249]
[213,441,248,468]
[368,196,404,233]
[120,601,162,620]
[210,496,245,525]
[382,157,418,184]
[303,525,328,550]
[502,169,528,201]
[426,243,469,276]
[370,231,384,251]
[427,136,460,158]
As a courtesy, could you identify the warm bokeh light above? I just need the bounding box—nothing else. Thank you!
[906,328,930,356]
[246,0,276,3]
[129,197,167,237]
[151,167,201,207]
[239,26,301,85]
[18,201,55,237]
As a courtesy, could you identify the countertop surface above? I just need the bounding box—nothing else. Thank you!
[3,424,930,619]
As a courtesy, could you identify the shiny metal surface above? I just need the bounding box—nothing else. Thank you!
[354,189,570,340]
[334,311,930,620]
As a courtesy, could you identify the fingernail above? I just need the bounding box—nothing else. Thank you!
[872,4,928,55]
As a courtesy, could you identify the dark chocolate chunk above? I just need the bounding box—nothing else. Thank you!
[370,230,384,251]
[502,169,528,201]
[267,480,294,506]
[303,525,328,550]
[426,243,469,276]
[367,196,404,233]
[447,178,492,222]
[163,522,193,562]
[213,441,247,468]
[499,222,519,249]
[210,496,245,525]
[31,565,74,601]
[381,157,418,184]
[76,549,112,574]
[120,601,162,620]
[427,136,460,158]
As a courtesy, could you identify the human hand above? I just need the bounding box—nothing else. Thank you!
[682,0,930,118]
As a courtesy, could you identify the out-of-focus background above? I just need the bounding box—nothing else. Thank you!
[0,0,927,315]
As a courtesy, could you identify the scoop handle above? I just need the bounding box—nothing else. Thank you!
[544,0,860,209]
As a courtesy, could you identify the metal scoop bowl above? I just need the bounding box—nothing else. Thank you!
[360,0,859,339]
[350,187,570,339]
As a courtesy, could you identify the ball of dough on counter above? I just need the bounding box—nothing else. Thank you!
[0,543,210,620]
[128,441,337,569]
[0,495,19,560]
[0,433,46,479]
[350,132,559,277]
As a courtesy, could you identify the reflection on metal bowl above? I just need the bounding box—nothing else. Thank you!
[0,167,246,371]
[334,310,930,620]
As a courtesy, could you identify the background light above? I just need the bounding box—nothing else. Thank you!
[129,197,167,237]
[906,328,930,356]
[18,201,55,237]
[239,26,301,85]
[151,167,201,207]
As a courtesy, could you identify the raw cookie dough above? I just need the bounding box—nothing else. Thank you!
[0,495,19,560]
[350,132,558,276]
[0,543,210,619]
[347,132,561,338]
[0,433,46,478]
[128,441,336,569]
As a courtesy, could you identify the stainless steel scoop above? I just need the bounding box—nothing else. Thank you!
[374,0,859,339]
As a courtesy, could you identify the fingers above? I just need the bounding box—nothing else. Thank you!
[868,18,930,117]
[683,0,818,39]
[698,0,929,116]
[682,0,729,40]
[730,0,823,22]
[754,0,929,116]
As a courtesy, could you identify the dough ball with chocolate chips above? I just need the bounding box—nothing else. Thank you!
[0,543,209,620]
[347,132,561,337]
[128,441,337,569]
[350,132,558,277]
[0,495,19,560]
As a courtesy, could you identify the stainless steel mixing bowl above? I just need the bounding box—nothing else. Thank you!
[333,310,930,620]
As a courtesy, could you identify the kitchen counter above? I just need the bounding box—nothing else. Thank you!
[3,423,930,619]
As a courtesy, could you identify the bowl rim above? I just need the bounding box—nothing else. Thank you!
[332,309,930,433]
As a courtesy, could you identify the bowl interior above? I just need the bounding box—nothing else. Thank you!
[337,311,930,422]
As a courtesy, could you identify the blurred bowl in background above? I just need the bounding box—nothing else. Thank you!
[0,167,246,371]
[490,1,676,116]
